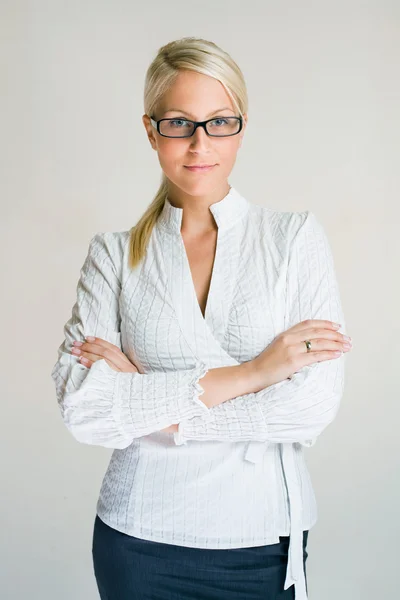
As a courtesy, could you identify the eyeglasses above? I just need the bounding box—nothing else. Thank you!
[150,115,243,138]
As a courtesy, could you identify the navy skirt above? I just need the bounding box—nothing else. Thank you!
[92,514,309,600]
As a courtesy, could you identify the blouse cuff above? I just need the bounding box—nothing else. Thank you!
[174,396,268,445]
[61,358,129,446]
[111,359,213,438]
[64,358,212,442]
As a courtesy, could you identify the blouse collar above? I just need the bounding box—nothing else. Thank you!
[158,185,250,235]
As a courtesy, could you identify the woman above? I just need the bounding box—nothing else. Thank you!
[51,37,352,600]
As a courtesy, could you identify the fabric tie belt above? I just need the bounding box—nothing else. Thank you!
[244,441,308,600]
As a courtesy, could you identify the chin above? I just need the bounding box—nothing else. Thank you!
[180,180,220,196]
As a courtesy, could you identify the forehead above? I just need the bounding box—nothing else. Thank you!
[157,70,235,118]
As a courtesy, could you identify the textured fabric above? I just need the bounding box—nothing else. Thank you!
[92,513,309,600]
[51,185,346,600]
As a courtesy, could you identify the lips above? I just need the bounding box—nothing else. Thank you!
[184,164,216,171]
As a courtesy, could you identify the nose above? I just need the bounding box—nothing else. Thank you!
[189,125,212,151]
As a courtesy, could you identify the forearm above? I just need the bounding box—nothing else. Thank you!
[163,361,257,433]
[196,361,258,409]
[174,354,345,444]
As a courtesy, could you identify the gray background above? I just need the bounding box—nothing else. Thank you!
[1,1,399,598]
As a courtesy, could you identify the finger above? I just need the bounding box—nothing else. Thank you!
[78,355,121,371]
[80,350,125,371]
[72,342,140,372]
[299,349,343,368]
[288,320,340,334]
[78,355,93,368]
[81,340,133,367]
[84,336,118,350]
[297,338,349,353]
[292,327,346,345]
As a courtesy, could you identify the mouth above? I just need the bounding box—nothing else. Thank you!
[184,164,217,172]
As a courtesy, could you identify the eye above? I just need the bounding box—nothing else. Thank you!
[209,118,229,126]
[169,119,190,127]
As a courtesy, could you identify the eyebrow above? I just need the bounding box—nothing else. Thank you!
[162,107,235,118]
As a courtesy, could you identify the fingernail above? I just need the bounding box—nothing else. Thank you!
[86,336,95,342]
[73,341,83,346]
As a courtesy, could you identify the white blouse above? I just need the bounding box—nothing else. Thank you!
[51,185,346,600]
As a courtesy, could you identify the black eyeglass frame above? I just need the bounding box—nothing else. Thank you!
[150,115,243,138]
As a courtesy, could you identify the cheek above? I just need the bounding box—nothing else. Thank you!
[156,141,184,172]
[216,141,240,170]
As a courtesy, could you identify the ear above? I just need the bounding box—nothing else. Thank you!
[239,113,248,147]
[142,114,158,151]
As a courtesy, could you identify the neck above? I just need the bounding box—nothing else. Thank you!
[166,181,231,236]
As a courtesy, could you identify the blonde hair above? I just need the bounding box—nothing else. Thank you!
[128,36,248,269]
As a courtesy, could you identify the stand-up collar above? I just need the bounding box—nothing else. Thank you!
[158,185,250,235]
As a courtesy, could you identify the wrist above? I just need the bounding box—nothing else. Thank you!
[238,359,264,394]
[161,424,179,433]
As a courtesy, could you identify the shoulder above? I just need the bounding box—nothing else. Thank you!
[247,202,320,247]
[85,229,131,278]
[89,229,131,255]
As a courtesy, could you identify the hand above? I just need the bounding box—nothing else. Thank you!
[162,424,179,433]
[70,337,179,433]
[249,320,352,391]
[70,336,139,373]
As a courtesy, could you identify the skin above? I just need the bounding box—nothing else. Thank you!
[70,70,352,432]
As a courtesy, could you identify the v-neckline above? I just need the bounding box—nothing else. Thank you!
[178,229,220,327]
[155,186,250,355]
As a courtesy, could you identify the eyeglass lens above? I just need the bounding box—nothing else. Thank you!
[159,117,240,137]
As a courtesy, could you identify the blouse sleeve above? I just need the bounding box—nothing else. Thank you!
[51,232,210,449]
[173,211,346,447]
